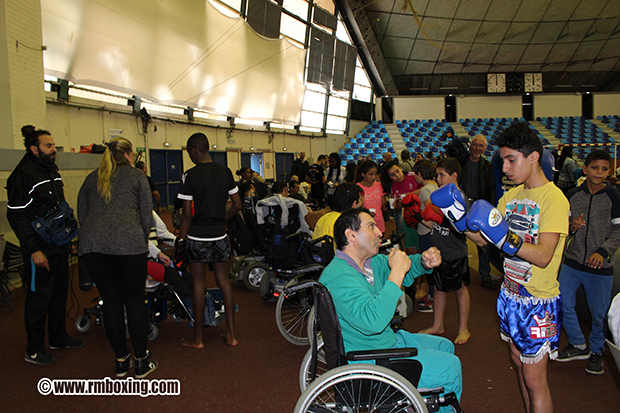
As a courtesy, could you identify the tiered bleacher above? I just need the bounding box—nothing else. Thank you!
[460,117,549,157]
[539,116,616,160]
[598,115,620,133]
[397,119,452,157]
[339,120,395,164]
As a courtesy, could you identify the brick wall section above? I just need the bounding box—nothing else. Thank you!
[3,0,46,149]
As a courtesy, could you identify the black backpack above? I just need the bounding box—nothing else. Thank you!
[443,136,470,163]
[228,212,257,255]
[269,204,302,269]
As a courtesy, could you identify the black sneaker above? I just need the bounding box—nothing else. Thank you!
[585,353,604,375]
[49,338,85,350]
[556,344,590,362]
[481,277,500,288]
[116,353,133,378]
[25,350,55,365]
[135,350,158,378]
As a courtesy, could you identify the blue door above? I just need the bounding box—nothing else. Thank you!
[241,153,263,178]
[149,149,183,209]
[211,151,227,166]
[275,153,294,182]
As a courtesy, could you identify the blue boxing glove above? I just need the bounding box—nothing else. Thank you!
[467,200,523,256]
[429,183,469,232]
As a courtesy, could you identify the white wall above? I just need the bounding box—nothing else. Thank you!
[594,94,620,117]
[458,95,523,120]
[394,97,445,122]
[534,94,581,118]
[44,93,344,179]
[1,0,47,149]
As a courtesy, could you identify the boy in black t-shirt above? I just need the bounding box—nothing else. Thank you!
[420,157,471,345]
[178,133,241,348]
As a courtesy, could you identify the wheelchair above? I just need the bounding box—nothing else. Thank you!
[289,280,463,413]
[228,204,272,292]
[269,231,335,346]
[279,231,413,347]
[74,258,197,341]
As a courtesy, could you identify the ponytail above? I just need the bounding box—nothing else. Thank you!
[97,137,133,203]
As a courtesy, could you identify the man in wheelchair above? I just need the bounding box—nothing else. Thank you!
[319,208,462,405]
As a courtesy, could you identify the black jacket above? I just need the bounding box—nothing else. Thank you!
[459,155,496,205]
[6,152,69,257]
[565,183,620,275]
[291,159,309,183]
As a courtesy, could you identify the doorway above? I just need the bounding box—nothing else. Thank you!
[149,149,183,209]
[275,152,295,182]
[241,153,264,178]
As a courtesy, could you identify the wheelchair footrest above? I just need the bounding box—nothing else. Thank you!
[346,347,418,361]
[419,389,462,413]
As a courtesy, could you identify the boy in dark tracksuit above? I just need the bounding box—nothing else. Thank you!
[557,150,620,374]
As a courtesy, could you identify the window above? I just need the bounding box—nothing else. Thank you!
[210,0,242,15]
[281,13,307,44]
[282,0,309,20]
[302,89,326,112]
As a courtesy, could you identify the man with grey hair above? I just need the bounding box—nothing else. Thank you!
[458,134,498,288]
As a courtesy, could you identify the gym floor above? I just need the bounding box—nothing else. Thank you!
[1,213,618,412]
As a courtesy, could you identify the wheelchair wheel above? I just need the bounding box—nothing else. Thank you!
[275,279,314,346]
[259,272,274,301]
[305,306,322,347]
[299,338,327,392]
[294,364,428,413]
[406,293,414,317]
[148,324,159,341]
[75,316,91,333]
[171,313,184,323]
[243,262,269,292]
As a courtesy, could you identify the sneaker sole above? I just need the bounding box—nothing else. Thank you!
[116,361,133,378]
[585,367,604,375]
[49,342,85,350]
[556,354,591,362]
[417,308,434,313]
[24,357,55,366]
[135,362,158,379]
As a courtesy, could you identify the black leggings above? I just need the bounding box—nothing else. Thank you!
[83,253,148,359]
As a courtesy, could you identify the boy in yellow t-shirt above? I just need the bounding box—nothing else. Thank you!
[313,183,364,250]
[463,122,568,413]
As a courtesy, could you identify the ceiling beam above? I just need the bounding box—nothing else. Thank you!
[335,0,398,97]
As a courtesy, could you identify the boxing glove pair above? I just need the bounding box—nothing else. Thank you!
[429,183,522,256]
[401,193,424,227]
[467,200,522,256]
[402,193,445,227]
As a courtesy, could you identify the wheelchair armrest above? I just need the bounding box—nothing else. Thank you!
[391,316,404,325]
[309,235,334,245]
[282,279,319,295]
[285,231,309,242]
[346,347,418,361]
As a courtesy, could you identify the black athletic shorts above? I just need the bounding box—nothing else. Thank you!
[186,238,231,263]
[428,256,470,292]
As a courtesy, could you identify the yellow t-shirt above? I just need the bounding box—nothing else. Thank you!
[313,211,341,252]
[497,182,569,298]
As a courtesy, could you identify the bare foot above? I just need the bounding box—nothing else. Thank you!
[220,334,239,347]
[454,330,471,345]
[418,326,444,335]
[181,339,204,349]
